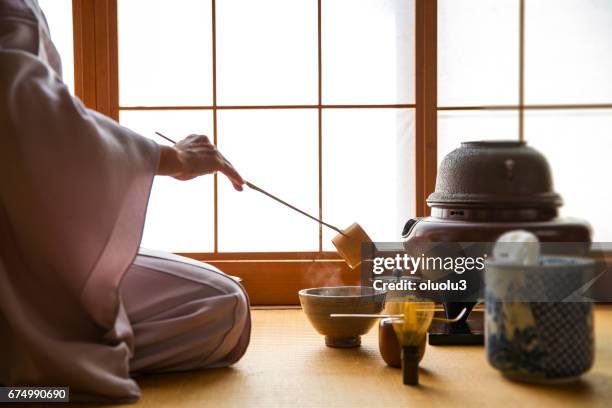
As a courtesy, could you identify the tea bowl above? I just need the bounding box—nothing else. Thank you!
[299,286,386,347]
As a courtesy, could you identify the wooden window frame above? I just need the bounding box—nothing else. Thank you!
[71,0,434,305]
[73,0,118,119]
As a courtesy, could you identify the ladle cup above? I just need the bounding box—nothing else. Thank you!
[331,223,373,269]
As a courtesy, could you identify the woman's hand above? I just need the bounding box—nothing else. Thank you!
[157,134,244,191]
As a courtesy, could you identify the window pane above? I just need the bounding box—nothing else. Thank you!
[437,111,519,162]
[525,110,612,241]
[216,0,317,105]
[217,110,318,251]
[118,0,213,106]
[525,0,612,104]
[438,0,519,106]
[38,0,74,93]
[119,110,215,252]
[322,0,414,105]
[322,109,415,249]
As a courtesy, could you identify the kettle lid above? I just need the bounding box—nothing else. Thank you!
[427,141,562,208]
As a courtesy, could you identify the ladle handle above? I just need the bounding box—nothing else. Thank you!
[154,131,177,144]
[245,181,345,235]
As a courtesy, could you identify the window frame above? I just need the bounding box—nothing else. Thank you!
[70,0,612,304]
[71,0,434,304]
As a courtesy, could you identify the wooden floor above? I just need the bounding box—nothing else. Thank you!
[81,306,612,407]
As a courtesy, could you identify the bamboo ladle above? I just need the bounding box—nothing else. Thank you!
[154,132,371,268]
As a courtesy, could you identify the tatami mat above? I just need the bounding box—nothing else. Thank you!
[76,307,612,407]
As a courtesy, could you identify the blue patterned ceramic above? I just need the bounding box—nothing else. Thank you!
[485,256,594,383]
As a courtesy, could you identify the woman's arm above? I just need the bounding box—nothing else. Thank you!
[157,145,183,178]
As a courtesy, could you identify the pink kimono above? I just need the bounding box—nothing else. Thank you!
[0,0,250,402]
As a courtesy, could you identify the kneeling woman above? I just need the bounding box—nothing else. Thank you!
[0,0,250,402]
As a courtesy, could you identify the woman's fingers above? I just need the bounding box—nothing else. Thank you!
[218,160,245,191]
[215,150,244,191]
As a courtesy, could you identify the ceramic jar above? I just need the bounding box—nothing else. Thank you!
[485,257,595,383]
[378,318,426,368]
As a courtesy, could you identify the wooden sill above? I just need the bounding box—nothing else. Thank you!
[178,252,359,306]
